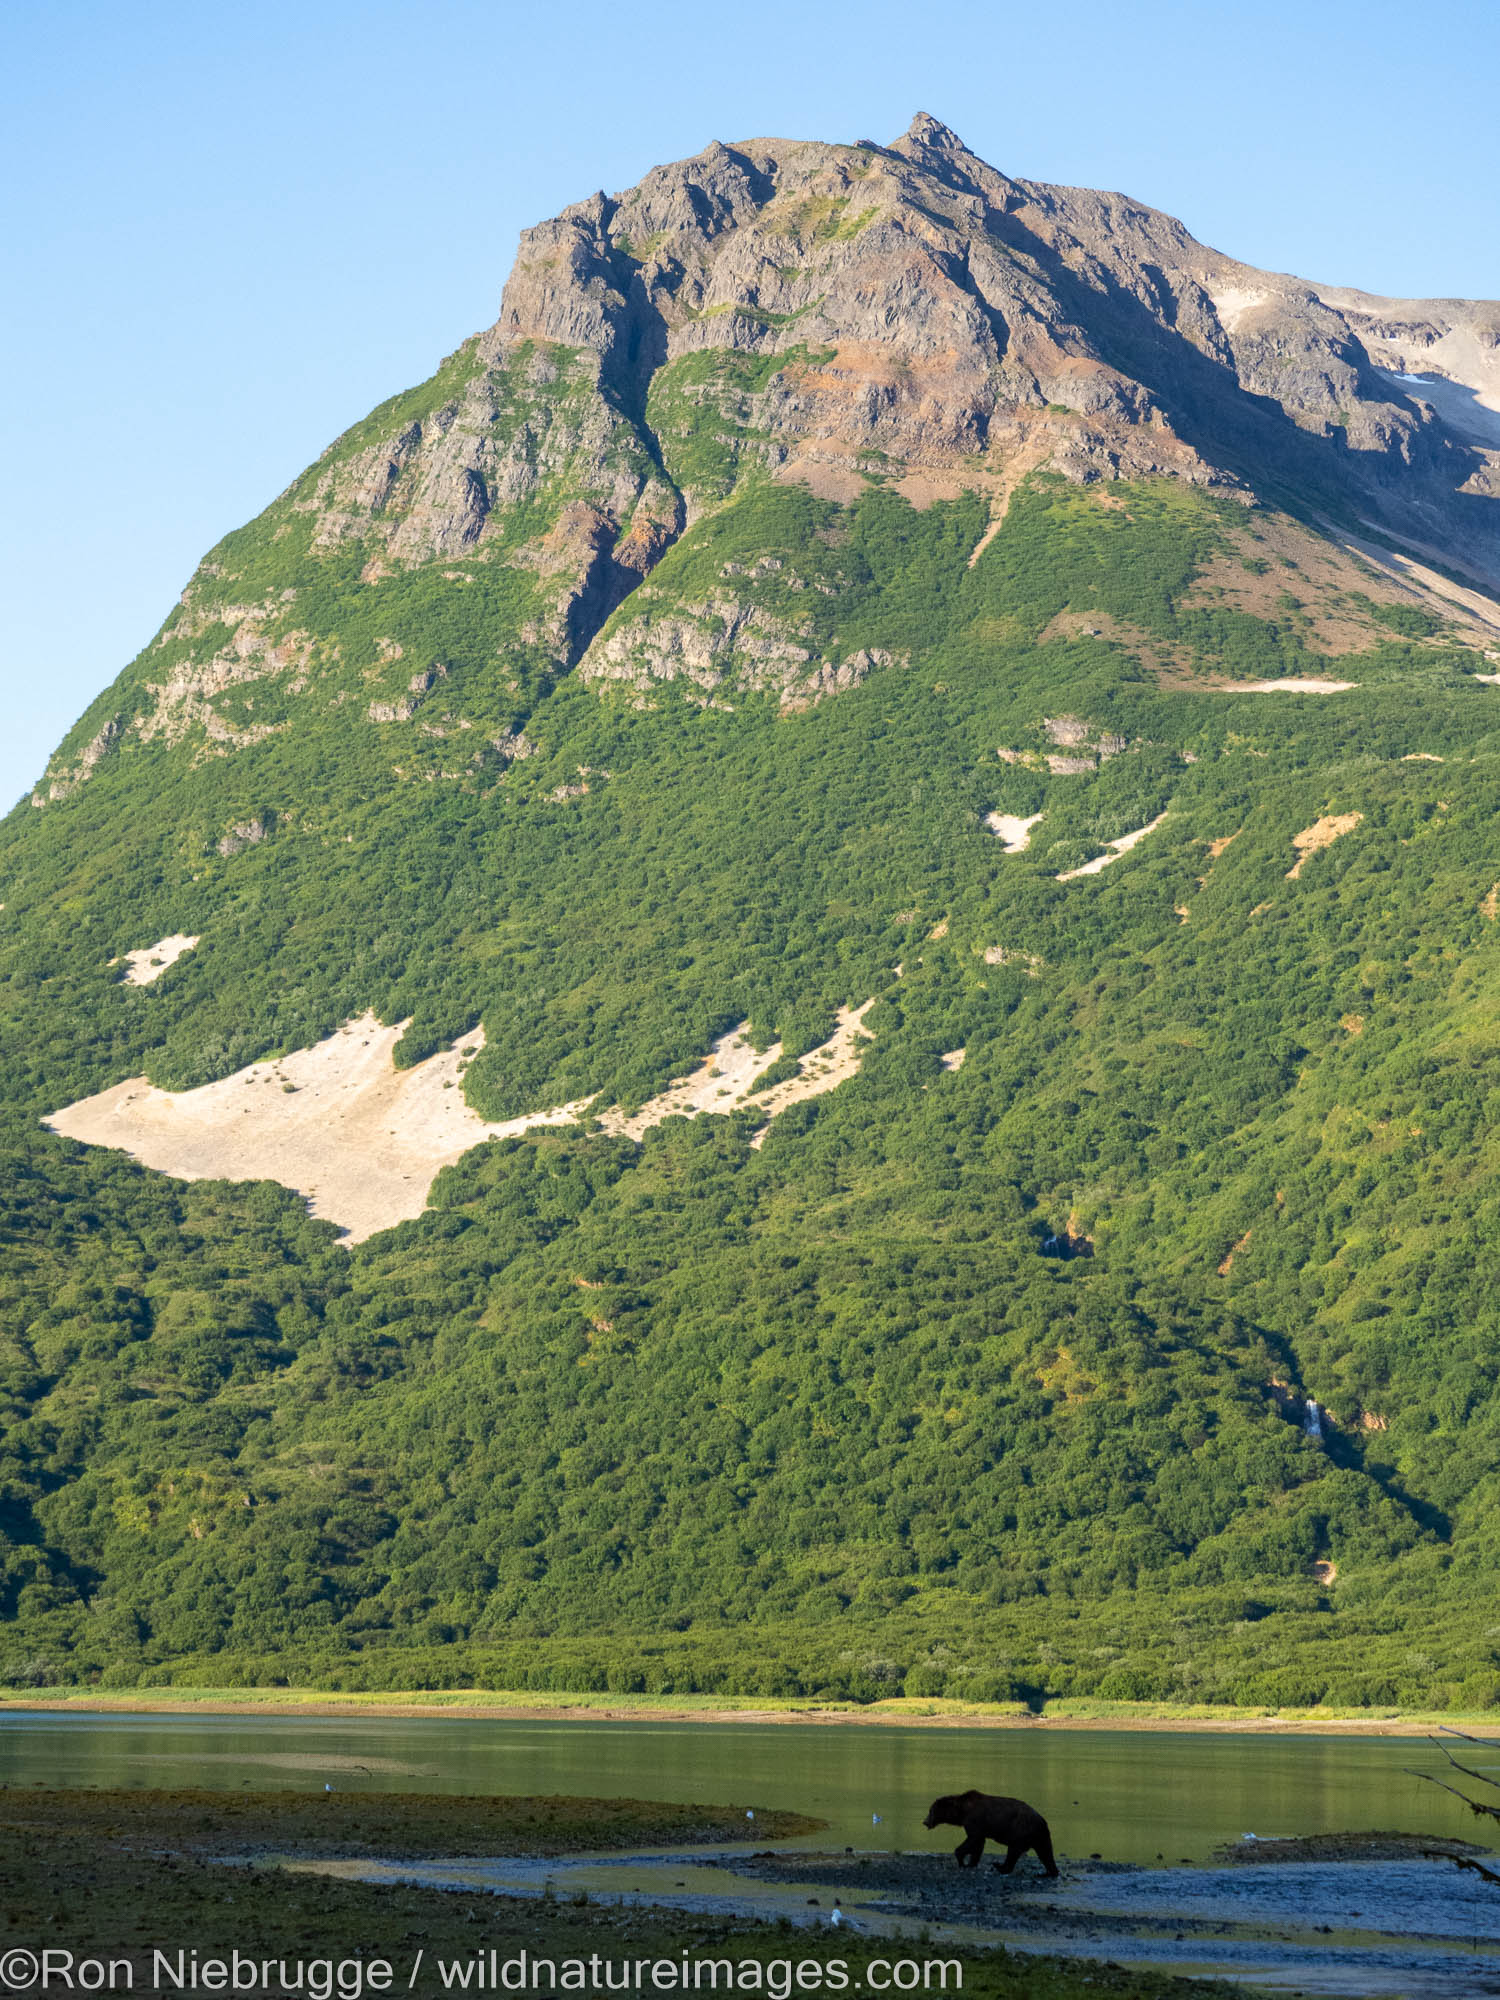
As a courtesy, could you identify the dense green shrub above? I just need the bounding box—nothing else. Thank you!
[3,459,1500,1701]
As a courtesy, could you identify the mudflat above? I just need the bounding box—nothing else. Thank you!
[0,1788,1231,2000]
[0,1786,822,1859]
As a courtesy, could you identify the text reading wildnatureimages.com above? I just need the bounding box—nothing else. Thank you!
[0,1949,965,1997]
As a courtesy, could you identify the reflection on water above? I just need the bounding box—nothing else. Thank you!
[290,1851,916,1934]
[0,1710,1477,1865]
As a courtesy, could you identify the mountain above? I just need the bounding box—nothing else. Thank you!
[3,117,1500,1707]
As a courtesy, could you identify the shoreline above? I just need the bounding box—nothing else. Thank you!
[0,1790,1254,2000]
[0,1687,1478,1734]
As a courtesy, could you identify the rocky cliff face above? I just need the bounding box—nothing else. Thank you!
[34,113,1499,804]
[496,109,1499,557]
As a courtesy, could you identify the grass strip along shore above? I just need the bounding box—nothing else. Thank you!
[3,1685,1492,1734]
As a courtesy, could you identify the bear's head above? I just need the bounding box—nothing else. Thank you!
[923,1791,979,1830]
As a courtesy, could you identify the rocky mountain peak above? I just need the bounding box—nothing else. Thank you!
[895,111,972,154]
[28,118,1500,806]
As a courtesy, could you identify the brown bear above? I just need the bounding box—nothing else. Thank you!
[923,1789,1059,1876]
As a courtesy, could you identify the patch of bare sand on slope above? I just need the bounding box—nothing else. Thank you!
[1221,677,1359,693]
[605,1004,878,1150]
[747,1001,877,1149]
[1287,813,1363,879]
[46,1014,587,1244]
[596,1025,773,1141]
[114,934,199,985]
[984,810,1043,851]
[48,1005,882,1238]
[1057,812,1169,880]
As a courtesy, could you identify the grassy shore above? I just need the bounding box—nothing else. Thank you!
[0,1787,1248,2000]
[0,1684,1486,1732]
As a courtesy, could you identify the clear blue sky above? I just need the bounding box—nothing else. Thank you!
[3,0,1496,807]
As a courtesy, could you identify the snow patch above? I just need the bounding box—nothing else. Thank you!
[1378,368,1500,451]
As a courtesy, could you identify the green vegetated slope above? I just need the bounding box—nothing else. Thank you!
[4,332,1500,1709]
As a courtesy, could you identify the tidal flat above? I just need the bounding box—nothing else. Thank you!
[0,1788,1228,2000]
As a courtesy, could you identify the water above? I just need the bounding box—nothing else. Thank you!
[6,1712,1498,1995]
[0,1709,1486,1864]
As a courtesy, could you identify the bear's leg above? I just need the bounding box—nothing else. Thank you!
[954,1832,985,1867]
[1034,1829,1060,1879]
[994,1843,1025,1874]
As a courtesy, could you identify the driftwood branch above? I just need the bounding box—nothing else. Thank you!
[1412,1731,1500,1886]
[1423,1732,1500,1814]
[1405,1769,1500,1824]
[1438,1728,1500,1790]
[1423,1848,1500,1887]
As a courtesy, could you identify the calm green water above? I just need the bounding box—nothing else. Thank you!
[0,1711,1485,1865]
